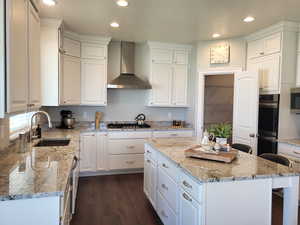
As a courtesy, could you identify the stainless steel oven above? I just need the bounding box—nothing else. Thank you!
[257,94,280,155]
[291,88,300,113]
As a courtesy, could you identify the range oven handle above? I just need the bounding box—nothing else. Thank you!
[259,103,278,108]
[258,136,277,143]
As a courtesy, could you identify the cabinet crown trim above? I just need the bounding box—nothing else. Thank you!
[245,21,299,42]
[147,41,192,50]
[40,18,63,28]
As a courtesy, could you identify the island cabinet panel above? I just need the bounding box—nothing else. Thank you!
[144,155,157,208]
[157,191,178,225]
[179,189,202,225]
[158,152,180,182]
[180,171,203,203]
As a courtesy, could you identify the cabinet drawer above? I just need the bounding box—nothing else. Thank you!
[278,143,300,159]
[108,131,152,139]
[145,144,158,162]
[180,170,203,203]
[179,189,202,225]
[151,48,173,64]
[153,130,193,138]
[158,153,179,182]
[157,191,178,225]
[109,154,144,170]
[158,167,179,212]
[81,43,106,59]
[108,139,146,154]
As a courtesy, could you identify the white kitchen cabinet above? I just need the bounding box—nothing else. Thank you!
[179,189,202,225]
[109,154,144,170]
[157,191,178,225]
[80,132,97,172]
[80,132,107,173]
[152,130,194,138]
[81,43,107,60]
[61,55,81,105]
[174,50,188,65]
[247,32,281,59]
[6,0,29,113]
[150,63,173,106]
[144,155,157,208]
[0,0,5,118]
[151,48,173,64]
[63,37,81,58]
[28,2,41,109]
[173,64,188,106]
[248,53,281,94]
[81,59,107,105]
[297,53,300,87]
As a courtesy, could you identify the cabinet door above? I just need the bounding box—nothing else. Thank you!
[64,37,81,58]
[247,39,264,59]
[81,43,106,59]
[174,50,188,65]
[150,63,173,106]
[248,59,264,90]
[179,189,201,225]
[144,157,151,200]
[28,3,41,108]
[81,59,107,105]
[6,0,29,113]
[261,54,280,93]
[296,53,300,87]
[62,55,81,105]
[173,64,188,106]
[152,48,173,64]
[0,0,5,118]
[264,33,281,56]
[96,133,107,171]
[80,133,97,172]
[149,159,157,208]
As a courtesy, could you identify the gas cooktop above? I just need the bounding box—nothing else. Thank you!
[107,123,151,129]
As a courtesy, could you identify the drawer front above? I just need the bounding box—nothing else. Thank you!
[108,131,152,139]
[145,144,158,162]
[108,139,146,154]
[158,167,179,212]
[109,154,144,170]
[157,191,178,225]
[180,170,203,203]
[278,143,300,159]
[158,153,179,182]
[153,130,193,138]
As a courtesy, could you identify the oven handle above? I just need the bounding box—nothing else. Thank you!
[258,136,278,143]
[259,103,278,108]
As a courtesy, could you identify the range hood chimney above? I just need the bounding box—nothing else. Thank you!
[107,41,152,89]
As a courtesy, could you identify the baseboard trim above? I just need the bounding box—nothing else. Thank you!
[79,168,144,177]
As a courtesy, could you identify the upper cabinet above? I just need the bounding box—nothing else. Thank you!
[0,0,5,118]
[6,0,41,113]
[136,42,191,107]
[296,34,300,87]
[246,22,299,94]
[40,23,110,106]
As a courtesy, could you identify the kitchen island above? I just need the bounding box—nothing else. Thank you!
[144,137,300,225]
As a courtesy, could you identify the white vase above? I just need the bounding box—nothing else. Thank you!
[216,137,227,145]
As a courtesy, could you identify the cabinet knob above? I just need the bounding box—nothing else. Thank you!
[162,163,169,168]
[249,133,256,138]
[259,52,264,55]
[161,183,168,191]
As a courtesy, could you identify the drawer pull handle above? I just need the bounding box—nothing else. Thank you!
[162,163,169,168]
[183,193,192,202]
[183,180,192,189]
[161,183,168,191]
[126,161,135,164]
[147,159,151,163]
[127,146,135,149]
[293,151,300,155]
[161,210,168,218]
[147,150,151,154]
[171,134,178,136]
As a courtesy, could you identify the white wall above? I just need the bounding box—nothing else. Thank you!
[197,37,247,71]
[43,89,187,122]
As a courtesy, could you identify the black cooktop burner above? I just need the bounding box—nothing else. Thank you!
[107,123,151,129]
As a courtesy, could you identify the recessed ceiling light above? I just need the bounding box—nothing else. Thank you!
[42,0,56,6]
[116,0,128,7]
[212,33,221,38]
[110,22,120,28]
[243,16,255,23]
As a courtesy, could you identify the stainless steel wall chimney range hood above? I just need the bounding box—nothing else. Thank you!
[107,41,152,89]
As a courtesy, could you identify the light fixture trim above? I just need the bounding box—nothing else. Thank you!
[42,0,56,6]
[212,33,221,38]
[110,22,120,28]
[243,16,255,23]
[116,0,129,7]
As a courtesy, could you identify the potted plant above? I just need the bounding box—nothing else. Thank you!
[208,123,232,145]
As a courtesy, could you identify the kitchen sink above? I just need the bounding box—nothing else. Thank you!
[34,138,71,147]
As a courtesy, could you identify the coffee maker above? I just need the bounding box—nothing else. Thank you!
[57,110,76,129]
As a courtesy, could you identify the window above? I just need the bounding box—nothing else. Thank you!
[9,112,36,139]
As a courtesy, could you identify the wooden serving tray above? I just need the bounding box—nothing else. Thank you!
[184,145,238,163]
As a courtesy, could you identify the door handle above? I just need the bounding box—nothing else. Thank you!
[249,133,256,138]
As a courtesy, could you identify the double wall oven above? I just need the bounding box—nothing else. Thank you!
[257,94,280,155]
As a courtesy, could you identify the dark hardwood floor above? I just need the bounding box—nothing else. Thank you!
[71,174,299,225]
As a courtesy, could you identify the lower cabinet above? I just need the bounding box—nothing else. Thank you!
[80,132,107,172]
[144,143,203,225]
[297,53,300,87]
[152,130,193,138]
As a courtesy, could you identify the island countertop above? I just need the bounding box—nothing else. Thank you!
[0,129,81,201]
[147,137,300,183]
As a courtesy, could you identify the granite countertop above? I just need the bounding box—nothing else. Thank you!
[278,139,300,148]
[147,137,300,183]
[0,129,80,201]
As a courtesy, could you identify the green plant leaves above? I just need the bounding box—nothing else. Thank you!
[207,123,232,138]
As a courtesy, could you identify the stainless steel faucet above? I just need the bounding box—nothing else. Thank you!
[29,111,52,142]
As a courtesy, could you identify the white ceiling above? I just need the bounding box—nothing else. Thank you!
[40,0,300,44]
